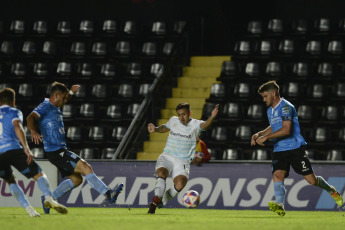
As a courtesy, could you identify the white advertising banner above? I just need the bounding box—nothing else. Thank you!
[0,160,58,207]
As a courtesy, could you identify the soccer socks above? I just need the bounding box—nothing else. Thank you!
[162,185,180,205]
[52,179,75,200]
[316,176,333,193]
[85,172,109,195]
[10,183,30,208]
[37,175,52,197]
[274,181,286,205]
[154,177,166,198]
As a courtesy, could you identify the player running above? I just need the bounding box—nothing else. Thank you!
[251,80,343,216]
[147,103,219,214]
[26,82,123,214]
[0,88,67,217]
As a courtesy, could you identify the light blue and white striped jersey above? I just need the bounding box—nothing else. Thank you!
[0,105,23,154]
[33,98,67,152]
[163,116,204,161]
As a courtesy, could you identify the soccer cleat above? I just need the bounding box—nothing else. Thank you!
[268,201,285,217]
[44,196,68,214]
[148,196,162,214]
[25,206,40,217]
[108,183,124,204]
[41,196,50,214]
[330,186,343,207]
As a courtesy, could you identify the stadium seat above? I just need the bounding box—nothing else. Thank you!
[267,19,283,35]
[327,150,343,161]
[150,63,164,77]
[33,63,48,76]
[233,82,251,98]
[313,18,330,34]
[327,40,343,56]
[71,42,86,56]
[57,21,71,34]
[152,21,167,35]
[332,83,345,98]
[162,42,174,55]
[209,83,225,99]
[66,127,83,141]
[75,84,87,98]
[80,148,98,159]
[56,62,72,76]
[307,84,326,100]
[79,103,96,118]
[266,62,281,77]
[78,63,93,77]
[138,83,151,97]
[244,62,261,77]
[142,42,157,56]
[127,103,141,117]
[202,103,216,119]
[234,40,251,56]
[305,149,315,160]
[112,126,127,141]
[292,62,309,78]
[247,20,262,36]
[338,128,345,142]
[101,148,116,159]
[306,40,321,56]
[297,105,314,122]
[173,21,186,34]
[282,82,301,98]
[88,126,105,141]
[100,63,116,77]
[220,60,238,77]
[10,20,25,34]
[126,62,142,76]
[62,104,76,119]
[317,62,334,78]
[222,102,241,120]
[235,125,252,141]
[32,148,45,159]
[106,104,122,119]
[247,104,264,120]
[91,84,107,98]
[256,40,276,56]
[22,41,37,55]
[33,20,48,34]
[80,20,94,34]
[92,42,107,56]
[252,149,269,160]
[321,105,338,122]
[311,127,330,143]
[103,20,117,33]
[42,41,56,55]
[123,21,137,35]
[278,39,295,55]
[211,126,228,141]
[291,19,309,35]
[1,41,15,55]
[11,63,26,76]
[223,148,242,160]
[18,83,33,97]
[116,41,131,55]
[118,84,133,98]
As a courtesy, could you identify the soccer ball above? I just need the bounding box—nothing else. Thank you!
[182,190,200,208]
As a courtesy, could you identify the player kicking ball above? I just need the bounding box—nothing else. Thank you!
[147,103,219,214]
[0,88,67,217]
[251,81,343,216]
[26,82,123,214]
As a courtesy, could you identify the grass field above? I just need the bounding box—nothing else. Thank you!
[1,207,344,230]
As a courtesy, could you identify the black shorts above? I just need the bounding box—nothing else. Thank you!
[272,146,313,177]
[46,148,81,177]
[0,149,42,180]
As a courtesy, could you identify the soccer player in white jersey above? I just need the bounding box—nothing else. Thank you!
[147,103,219,214]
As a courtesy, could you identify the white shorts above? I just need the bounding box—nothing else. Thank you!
[155,153,191,180]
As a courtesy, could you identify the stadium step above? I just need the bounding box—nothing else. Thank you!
[137,55,230,160]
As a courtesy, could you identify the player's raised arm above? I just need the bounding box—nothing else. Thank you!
[26,112,43,145]
[200,104,219,130]
[13,120,33,165]
[61,84,80,106]
[148,123,170,133]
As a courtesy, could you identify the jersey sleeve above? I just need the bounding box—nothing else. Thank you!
[281,104,293,121]
[164,117,174,129]
[33,102,47,117]
[11,109,23,124]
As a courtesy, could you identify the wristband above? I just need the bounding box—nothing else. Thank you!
[68,90,74,95]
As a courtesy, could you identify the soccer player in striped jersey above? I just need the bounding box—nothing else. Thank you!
[147,103,219,214]
[251,80,343,216]
[0,88,67,217]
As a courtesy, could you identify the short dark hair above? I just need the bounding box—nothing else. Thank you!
[176,102,191,112]
[0,88,15,105]
[258,80,280,94]
[50,82,68,96]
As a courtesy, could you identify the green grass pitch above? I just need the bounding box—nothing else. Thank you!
[1,207,344,230]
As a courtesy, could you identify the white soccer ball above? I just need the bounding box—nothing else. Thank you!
[182,190,200,208]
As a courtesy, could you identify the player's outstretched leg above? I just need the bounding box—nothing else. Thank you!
[106,183,124,204]
[268,201,285,217]
[25,206,40,217]
[330,186,343,207]
[148,196,163,214]
[43,196,68,214]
